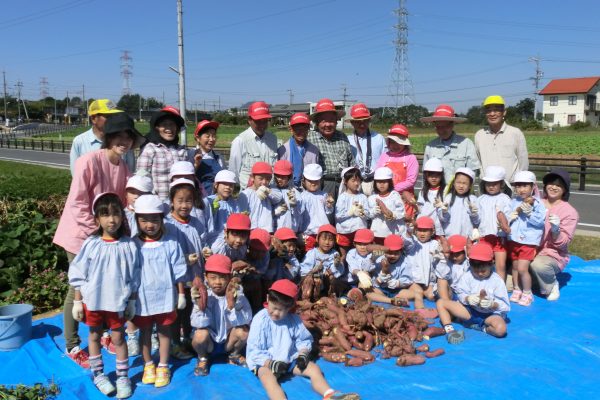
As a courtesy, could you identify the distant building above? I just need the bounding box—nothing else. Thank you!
[539,76,600,127]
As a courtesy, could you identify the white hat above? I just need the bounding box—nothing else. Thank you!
[303,164,323,181]
[214,169,237,184]
[169,177,196,190]
[340,166,359,178]
[455,167,475,181]
[168,161,195,181]
[423,158,443,172]
[512,170,536,184]
[134,194,164,214]
[374,166,393,180]
[91,192,120,216]
[387,135,411,146]
[126,175,154,193]
[481,166,506,182]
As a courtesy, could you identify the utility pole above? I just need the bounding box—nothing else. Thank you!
[341,84,348,130]
[15,81,23,122]
[176,0,187,145]
[287,89,294,105]
[82,84,86,125]
[138,95,142,121]
[2,71,7,123]
[529,56,543,120]
[194,102,198,124]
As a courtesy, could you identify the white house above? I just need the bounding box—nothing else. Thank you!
[539,76,600,127]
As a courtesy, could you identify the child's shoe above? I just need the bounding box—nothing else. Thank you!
[154,366,171,388]
[66,346,90,368]
[228,354,247,367]
[100,333,116,355]
[323,391,361,400]
[446,330,465,345]
[518,292,534,307]
[93,374,116,396]
[126,331,140,357]
[170,343,195,360]
[194,357,209,376]
[142,363,156,385]
[509,289,522,303]
[116,376,132,399]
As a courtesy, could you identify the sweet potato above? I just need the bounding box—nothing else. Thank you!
[347,287,364,303]
[318,336,338,346]
[422,326,445,340]
[396,354,426,367]
[345,357,365,367]
[362,331,374,352]
[301,275,314,300]
[415,344,430,353]
[497,210,511,234]
[425,348,445,358]
[407,324,418,341]
[349,336,364,351]
[321,352,347,363]
[333,328,352,351]
[346,349,375,362]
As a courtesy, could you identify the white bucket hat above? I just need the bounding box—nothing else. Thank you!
[126,175,154,193]
[512,170,536,184]
[455,167,475,181]
[168,161,195,181]
[481,166,506,182]
[303,164,323,181]
[169,178,196,190]
[91,192,120,215]
[214,169,237,184]
[374,166,393,180]
[423,158,443,172]
[134,194,165,214]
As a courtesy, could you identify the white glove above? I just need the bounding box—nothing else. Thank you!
[471,228,481,242]
[434,198,448,212]
[202,247,213,260]
[124,299,136,320]
[372,205,382,215]
[549,214,561,233]
[190,286,200,300]
[387,278,400,289]
[274,203,288,216]
[287,190,297,207]
[177,293,186,310]
[377,273,392,284]
[72,300,84,322]
[468,201,479,216]
[466,295,480,307]
[325,195,335,208]
[430,247,445,261]
[479,296,495,309]
[519,202,533,216]
[256,185,270,201]
[348,202,361,217]
[356,270,372,289]
[509,211,519,222]
[355,203,365,217]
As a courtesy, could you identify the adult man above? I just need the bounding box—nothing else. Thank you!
[421,104,480,183]
[69,99,135,175]
[347,103,386,195]
[228,101,278,189]
[474,95,529,182]
[307,98,355,197]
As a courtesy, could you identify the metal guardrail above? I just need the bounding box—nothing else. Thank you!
[1,124,83,138]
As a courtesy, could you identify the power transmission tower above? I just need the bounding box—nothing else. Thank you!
[120,50,133,96]
[529,56,543,120]
[384,0,414,118]
[287,89,294,105]
[40,77,49,99]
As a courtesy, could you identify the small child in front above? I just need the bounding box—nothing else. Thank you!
[190,254,252,376]
[299,164,335,251]
[124,174,154,238]
[239,161,281,233]
[436,242,510,345]
[247,279,361,400]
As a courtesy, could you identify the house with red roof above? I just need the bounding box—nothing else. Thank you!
[539,76,600,127]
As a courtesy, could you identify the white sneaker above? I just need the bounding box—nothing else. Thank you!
[546,281,560,301]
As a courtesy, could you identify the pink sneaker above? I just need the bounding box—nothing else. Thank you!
[100,334,116,355]
[509,289,522,303]
[518,292,534,307]
[67,346,90,368]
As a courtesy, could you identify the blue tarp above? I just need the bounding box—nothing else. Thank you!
[2,256,599,399]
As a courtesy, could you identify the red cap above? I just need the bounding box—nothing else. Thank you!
[310,98,345,121]
[248,101,272,120]
[468,242,494,262]
[274,227,297,242]
[273,160,293,176]
[289,113,310,126]
[420,104,467,123]
[250,228,271,251]
[354,229,374,244]
[270,279,298,299]
[388,124,409,137]
[317,224,337,236]
[226,213,251,231]
[194,120,219,137]
[415,216,435,230]
[205,254,232,274]
[384,234,404,251]
[447,235,468,253]
[251,161,273,176]
[161,105,181,117]
[349,103,371,120]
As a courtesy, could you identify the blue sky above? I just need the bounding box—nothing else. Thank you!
[3,0,600,112]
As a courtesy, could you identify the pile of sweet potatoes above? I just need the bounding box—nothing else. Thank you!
[297,297,446,367]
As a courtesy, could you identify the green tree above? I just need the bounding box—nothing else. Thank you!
[145,97,163,110]
[506,98,535,123]
[117,94,142,114]
[466,105,485,125]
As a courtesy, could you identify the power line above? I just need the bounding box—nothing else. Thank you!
[0,0,95,31]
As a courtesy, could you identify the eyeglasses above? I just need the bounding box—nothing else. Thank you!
[485,107,504,114]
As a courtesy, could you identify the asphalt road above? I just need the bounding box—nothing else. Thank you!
[1,147,599,233]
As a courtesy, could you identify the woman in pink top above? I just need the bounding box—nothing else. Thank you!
[375,124,419,220]
[530,169,579,301]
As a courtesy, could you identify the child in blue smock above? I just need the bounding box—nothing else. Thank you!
[368,166,406,244]
[244,228,272,314]
[436,242,510,345]
[205,170,243,247]
[335,167,369,262]
[437,167,480,239]
[267,227,301,283]
[210,213,250,261]
[167,160,210,229]
[190,254,252,376]
[247,279,360,400]
[238,161,282,233]
[68,192,140,398]
[131,195,187,389]
[416,157,445,237]
[441,235,471,300]
[271,160,303,232]
[344,228,375,289]
[298,163,335,252]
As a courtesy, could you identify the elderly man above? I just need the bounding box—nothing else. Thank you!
[475,95,529,182]
[229,101,278,189]
[307,98,355,197]
[69,99,135,174]
[421,104,480,183]
[347,103,386,195]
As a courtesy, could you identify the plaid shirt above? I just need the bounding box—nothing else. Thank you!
[307,129,355,177]
[136,142,191,200]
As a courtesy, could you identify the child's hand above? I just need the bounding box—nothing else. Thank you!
[188,253,199,265]
[508,210,519,223]
[177,293,186,310]
[479,296,495,309]
[434,198,448,212]
[549,214,561,233]
[202,247,213,260]
[296,352,310,372]
[467,200,479,216]
[274,203,288,216]
[348,202,361,217]
[373,205,382,215]
[471,228,481,242]
[430,247,446,262]
[226,277,241,310]
[356,270,372,289]
[124,299,136,321]
[518,201,533,216]
[268,360,289,379]
[256,185,270,200]
[466,295,480,306]
[193,152,203,169]
[376,198,393,220]
[325,194,335,208]
[72,300,84,322]
[377,272,391,284]
[287,190,297,207]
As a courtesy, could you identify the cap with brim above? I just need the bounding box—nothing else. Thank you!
[310,98,345,122]
[512,170,536,184]
[194,120,219,137]
[274,227,297,241]
[169,178,196,190]
[214,170,237,184]
[88,99,122,116]
[387,135,411,146]
[543,168,571,201]
[374,167,393,180]
[387,124,411,146]
[455,167,475,182]
[420,104,467,123]
[354,229,374,244]
[169,161,195,181]
[447,235,467,253]
[151,106,185,128]
[126,175,153,193]
[317,224,337,236]
[415,216,435,230]
[469,242,494,263]
[290,113,310,126]
[226,213,251,230]
[205,254,232,274]
[250,228,271,251]
[251,161,273,176]
[349,103,371,120]
[384,234,404,251]
[134,194,164,214]
[92,192,119,215]
[248,101,272,120]
[270,279,298,299]
[340,166,360,178]
[104,112,145,148]
[481,166,506,182]
[303,164,323,181]
[273,160,293,176]
[423,158,443,172]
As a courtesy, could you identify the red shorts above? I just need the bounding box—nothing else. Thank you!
[507,241,537,261]
[132,311,177,329]
[480,235,506,252]
[304,234,317,252]
[336,232,356,247]
[83,304,125,329]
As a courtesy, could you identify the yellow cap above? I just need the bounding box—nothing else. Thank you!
[88,99,122,116]
[483,95,505,107]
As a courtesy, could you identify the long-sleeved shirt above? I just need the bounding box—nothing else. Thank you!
[307,129,355,177]
[246,308,312,371]
[439,193,480,238]
[211,236,248,262]
[348,130,387,179]
[271,186,303,232]
[506,196,547,246]
[164,213,206,281]
[474,123,529,183]
[372,255,413,289]
[450,258,471,293]
[423,133,481,183]
[228,127,278,190]
[190,287,252,343]
[368,191,406,237]
[136,142,191,201]
[416,188,444,236]
[298,190,334,235]
[454,270,510,316]
[238,187,281,233]
[537,200,579,271]
[124,207,138,237]
[375,149,418,193]
[69,128,135,175]
[68,235,140,312]
[265,256,301,282]
[345,249,374,284]
[403,234,442,286]
[335,192,369,234]
[476,193,512,237]
[300,248,345,278]
[54,149,130,255]
[204,195,243,246]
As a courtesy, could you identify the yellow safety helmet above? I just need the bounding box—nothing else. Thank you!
[483,95,505,107]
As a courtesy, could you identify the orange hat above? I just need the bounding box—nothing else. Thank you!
[468,242,494,263]
[251,161,272,175]
[447,235,468,253]
[226,213,251,231]
[349,103,371,120]
[248,101,272,120]
[310,98,345,121]
[270,279,298,299]
[205,254,232,275]
[273,160,293,176]
[289,112,310,126]
[415,216,435,230]
[250,228,271,251]
[274,227,297,242]
[420,104,467,123]
[194,120,219,137]
[384,234,404,251]
[317,224,337,236]
[354,229,374,244]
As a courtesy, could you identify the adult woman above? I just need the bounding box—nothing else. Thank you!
[137,106,191,200]
[530,168,579,301]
